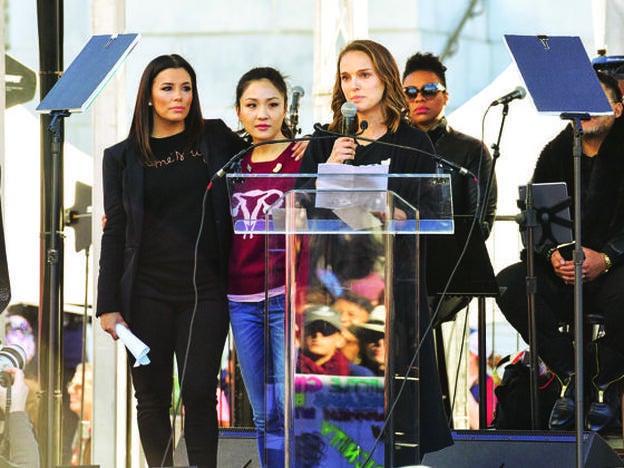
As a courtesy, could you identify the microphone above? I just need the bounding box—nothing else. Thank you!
[340,102,358,136]
[490,86,527,106]
[288,86,305,135]
[210,134,339,184]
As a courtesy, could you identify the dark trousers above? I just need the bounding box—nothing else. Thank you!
[129,289,229,468]
[496,259,624,378]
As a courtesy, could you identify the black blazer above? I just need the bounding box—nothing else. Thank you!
[96,119,246,321]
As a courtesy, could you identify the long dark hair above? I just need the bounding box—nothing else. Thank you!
[128,54,204,164]
[235,66,294,141]
[329,40,409,134]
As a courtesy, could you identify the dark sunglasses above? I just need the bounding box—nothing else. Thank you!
[403,82,446,100]
[360,329,384,344]
[305,321,340,337]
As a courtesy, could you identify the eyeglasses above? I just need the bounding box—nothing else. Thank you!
[403,83,446,100]
[305,321,340,337]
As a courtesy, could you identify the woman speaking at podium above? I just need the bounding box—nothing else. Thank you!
[299,39,452,461]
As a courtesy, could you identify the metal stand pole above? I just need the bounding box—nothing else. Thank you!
[44,110,69,467]
[569,117,586,468]
[524,183,541,429]
[477,297,488,428]
[476,103,508,428]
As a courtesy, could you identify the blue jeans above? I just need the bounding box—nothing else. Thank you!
[229,295,285,468]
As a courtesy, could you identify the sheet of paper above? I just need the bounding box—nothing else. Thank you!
[316,162,389,210]
[116,323,151,367]
[333,205,383,230]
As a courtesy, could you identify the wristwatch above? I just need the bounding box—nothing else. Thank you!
[602,252,612,273]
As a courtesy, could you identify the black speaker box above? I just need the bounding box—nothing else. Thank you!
[173,428,260,467]
[422,430,623,468]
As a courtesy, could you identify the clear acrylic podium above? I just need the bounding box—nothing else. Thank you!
[227,173,453,467]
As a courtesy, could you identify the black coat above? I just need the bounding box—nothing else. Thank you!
[97,119,245,320]
[532,117,624,267]
[429,118,497,236]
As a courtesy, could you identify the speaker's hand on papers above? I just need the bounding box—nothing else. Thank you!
[327,137,356,164]
[100,311,129,340]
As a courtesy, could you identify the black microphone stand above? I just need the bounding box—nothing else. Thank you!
[521,181,541,431]
[288,107,301,137]
[475,102,521,429]
[211,135,338,182]
[311,124,478,179]
[492,92,539,430]
[482,99,541,430]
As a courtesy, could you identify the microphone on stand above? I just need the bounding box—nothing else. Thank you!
[490,86,527,106]
[288,86,305,135]
[211,134,339,184]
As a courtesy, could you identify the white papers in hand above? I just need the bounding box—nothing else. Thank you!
[115,323,151,367]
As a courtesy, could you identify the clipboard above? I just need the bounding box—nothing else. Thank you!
[504,35,613,116]
[37,33,140,113]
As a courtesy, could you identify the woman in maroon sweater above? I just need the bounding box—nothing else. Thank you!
[227,67,302,468]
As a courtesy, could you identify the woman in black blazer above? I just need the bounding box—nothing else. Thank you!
[97,54,244,468]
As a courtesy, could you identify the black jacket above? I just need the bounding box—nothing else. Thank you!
[428,117,497,237]
[97,119,245,320]
[532,117,624,267]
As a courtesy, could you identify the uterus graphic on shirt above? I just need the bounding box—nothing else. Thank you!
[231,188,285,238]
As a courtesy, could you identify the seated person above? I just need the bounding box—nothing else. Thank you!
[351,305,386,376]
[296,305,373,376]
[496,72,624,432]
[0,368,40,467]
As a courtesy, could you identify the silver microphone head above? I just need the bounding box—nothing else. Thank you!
[515,86,527,99]
[340,101,357,118]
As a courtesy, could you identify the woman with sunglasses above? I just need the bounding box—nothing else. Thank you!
[299,39,452,461]
[402,52,497,238]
